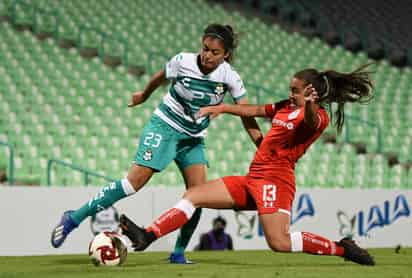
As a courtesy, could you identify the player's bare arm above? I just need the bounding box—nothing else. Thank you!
[128,69,166,107]
[199,103,266,119]
[303,84,320,129]
[235,98,264,147]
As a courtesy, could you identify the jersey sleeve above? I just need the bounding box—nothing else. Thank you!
[226,69,246,101]
[165,53,183,79]
[264,100,289,118]
[265,103,276,118]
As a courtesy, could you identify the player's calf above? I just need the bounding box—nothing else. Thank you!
[266,234,292,252]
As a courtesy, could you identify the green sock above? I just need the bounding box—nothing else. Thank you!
[173,208,202,254]
[70,180,128,225]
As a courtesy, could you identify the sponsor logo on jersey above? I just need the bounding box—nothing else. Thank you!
[272,118,294,130]
[288,109,301,120]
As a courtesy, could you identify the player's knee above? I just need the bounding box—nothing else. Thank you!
[127,166,153,191]
[267,234,291,252]
[125,175,140,191]
[126,176,139,191]
[182,189,200,207]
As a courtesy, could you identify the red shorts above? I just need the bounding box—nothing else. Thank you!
[222,176,295,215]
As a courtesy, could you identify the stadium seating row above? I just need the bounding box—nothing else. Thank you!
[0,0,411,188]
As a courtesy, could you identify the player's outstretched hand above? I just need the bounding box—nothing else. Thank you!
[128,91,148,107]
[198,104,224,119]
[303,84,319,103]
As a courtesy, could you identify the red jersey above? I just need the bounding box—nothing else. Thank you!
[247,100,329,184]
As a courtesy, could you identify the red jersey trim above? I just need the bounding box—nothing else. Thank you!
[265,100,290,118]
[316,113,322,129]
[316,109,329,130]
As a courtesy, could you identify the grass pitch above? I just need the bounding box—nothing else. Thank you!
[0,248,411,278]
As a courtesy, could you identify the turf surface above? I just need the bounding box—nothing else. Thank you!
[0,248,411,278]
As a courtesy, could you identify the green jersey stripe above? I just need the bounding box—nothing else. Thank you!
[169,87,200,111]
[158,102,209,133]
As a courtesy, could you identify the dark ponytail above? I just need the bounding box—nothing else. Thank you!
[203,23,238,63]
[294,64,374,133]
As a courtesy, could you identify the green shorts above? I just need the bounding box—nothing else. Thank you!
[134,115,208,171]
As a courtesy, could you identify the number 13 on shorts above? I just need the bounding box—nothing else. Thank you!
[263,184,276,208]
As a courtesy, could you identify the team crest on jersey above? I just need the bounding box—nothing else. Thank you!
[215,83,224,95]
[143,149,153,161]
[288,109,301,120]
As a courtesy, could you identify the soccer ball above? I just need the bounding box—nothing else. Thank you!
[88,231,128,266]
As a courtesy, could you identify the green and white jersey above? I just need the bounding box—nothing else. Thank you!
[154,52,246,137]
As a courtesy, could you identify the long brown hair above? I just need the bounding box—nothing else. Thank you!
[294,64,374,133]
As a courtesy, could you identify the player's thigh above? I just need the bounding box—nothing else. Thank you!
[181,164,207,189]
[183,178,235,209]
[246,178,294,251]
[223,176,256,210]
[175,137,208,189]
[259,212,291,252]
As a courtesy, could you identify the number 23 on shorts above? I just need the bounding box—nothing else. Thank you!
[143,132,162,148]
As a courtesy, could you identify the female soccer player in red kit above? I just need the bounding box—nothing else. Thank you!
[120,65,375,265]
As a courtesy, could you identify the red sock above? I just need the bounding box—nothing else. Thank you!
[146,208,189,238]
[301,232,344,256]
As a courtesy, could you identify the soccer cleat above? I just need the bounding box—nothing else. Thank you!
[336,237,375,266]
[169,252,194,264]
[119,214,153,251]
[51,210,79,248]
